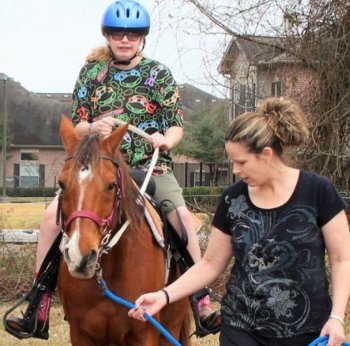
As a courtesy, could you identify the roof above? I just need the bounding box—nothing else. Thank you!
[218,35,297,74]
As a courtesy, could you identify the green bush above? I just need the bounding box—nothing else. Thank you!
[5,187,57,198]
[183,186,226,196]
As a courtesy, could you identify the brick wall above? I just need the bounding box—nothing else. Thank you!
[267,65,317,105]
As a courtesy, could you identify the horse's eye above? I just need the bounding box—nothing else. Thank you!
[107,182,116,191]
[58,181,66,191]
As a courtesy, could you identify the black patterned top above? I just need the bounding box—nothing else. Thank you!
[71,57,184,173]
[212,170,347,338]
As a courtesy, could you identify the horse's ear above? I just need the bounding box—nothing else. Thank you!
[60,115,80,155]
[103,124,129,155]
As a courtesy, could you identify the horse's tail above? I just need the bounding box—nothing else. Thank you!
[179,308,192,346]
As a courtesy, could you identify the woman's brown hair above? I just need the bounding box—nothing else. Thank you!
[225,97,309,156]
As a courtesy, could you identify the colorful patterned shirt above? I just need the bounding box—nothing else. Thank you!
[212,170,347,338]
[71,57,184,173]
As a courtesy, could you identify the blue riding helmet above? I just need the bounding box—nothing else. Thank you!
[101,0,150,35]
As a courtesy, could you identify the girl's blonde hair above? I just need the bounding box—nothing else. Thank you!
[86,46,111,63]
[225,97,309,155]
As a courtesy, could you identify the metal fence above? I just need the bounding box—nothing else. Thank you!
[171,162,234,188]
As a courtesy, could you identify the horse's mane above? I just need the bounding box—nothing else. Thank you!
[70,134,143,227]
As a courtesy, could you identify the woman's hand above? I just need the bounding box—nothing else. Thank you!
[319,318,345,346]
[128,290,168,322]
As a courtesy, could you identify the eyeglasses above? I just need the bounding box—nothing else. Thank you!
[109,32,141,42]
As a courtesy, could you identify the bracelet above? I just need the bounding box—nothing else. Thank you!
[329,313,345,325]
[89,122,93,134]
[161,288,170,305]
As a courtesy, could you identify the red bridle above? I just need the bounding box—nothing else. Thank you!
[64,210,114,235]
[57,156,126,237]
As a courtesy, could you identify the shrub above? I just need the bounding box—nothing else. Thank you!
[5,187,57,198]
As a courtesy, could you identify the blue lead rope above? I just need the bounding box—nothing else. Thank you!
[308,336,350,346]
[98,278,182,346]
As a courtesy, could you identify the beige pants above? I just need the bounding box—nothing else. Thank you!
[152,173,185,214]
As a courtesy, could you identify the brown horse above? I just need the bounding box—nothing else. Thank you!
[57,116,190,346]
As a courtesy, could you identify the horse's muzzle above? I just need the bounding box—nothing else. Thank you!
[65,249,98,279]
[60,234,98,279]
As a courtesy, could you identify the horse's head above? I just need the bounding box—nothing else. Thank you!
[58,116,142,279]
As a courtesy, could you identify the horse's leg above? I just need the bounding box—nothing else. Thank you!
[68,319,105,346]
[70,328,97,346]
[125,327,160,346]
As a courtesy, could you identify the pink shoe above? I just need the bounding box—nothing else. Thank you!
[38,291,52,322]
[197,295,211,318]
[197,295,221,330]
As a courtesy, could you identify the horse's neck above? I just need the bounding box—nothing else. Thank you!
[100,221,166,286]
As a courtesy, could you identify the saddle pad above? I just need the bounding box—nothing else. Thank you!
[143,196,164,241]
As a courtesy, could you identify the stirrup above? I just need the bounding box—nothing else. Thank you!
[190,288,221,338]
[3,283,49,339]
[3,233,61,340]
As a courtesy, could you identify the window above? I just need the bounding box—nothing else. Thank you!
[191,170,210,187]
[20,151,39,187]
[232,82,240,104]
[246,82,256,111]
[232,80,256,118]
[271,81,282,97]
[216,167,229,185]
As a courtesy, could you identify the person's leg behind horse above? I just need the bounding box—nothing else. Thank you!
[152,174,200,261]
[152,174,220,326]
[6,197,61,339]
[167,205,201,262]
[35,197,61,273]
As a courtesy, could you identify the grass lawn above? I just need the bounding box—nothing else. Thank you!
[0,202,48,229]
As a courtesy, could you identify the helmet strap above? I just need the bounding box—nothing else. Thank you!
[110,50,138,66]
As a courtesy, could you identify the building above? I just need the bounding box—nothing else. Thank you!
[218,35,315,121]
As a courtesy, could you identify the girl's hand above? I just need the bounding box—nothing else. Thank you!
[91,116,116,138]
[147,132,170,150]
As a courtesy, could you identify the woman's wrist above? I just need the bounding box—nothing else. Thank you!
[329,312,345,325]
[160,288,170,305]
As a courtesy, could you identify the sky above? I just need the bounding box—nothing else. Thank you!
[0,0,227,97]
